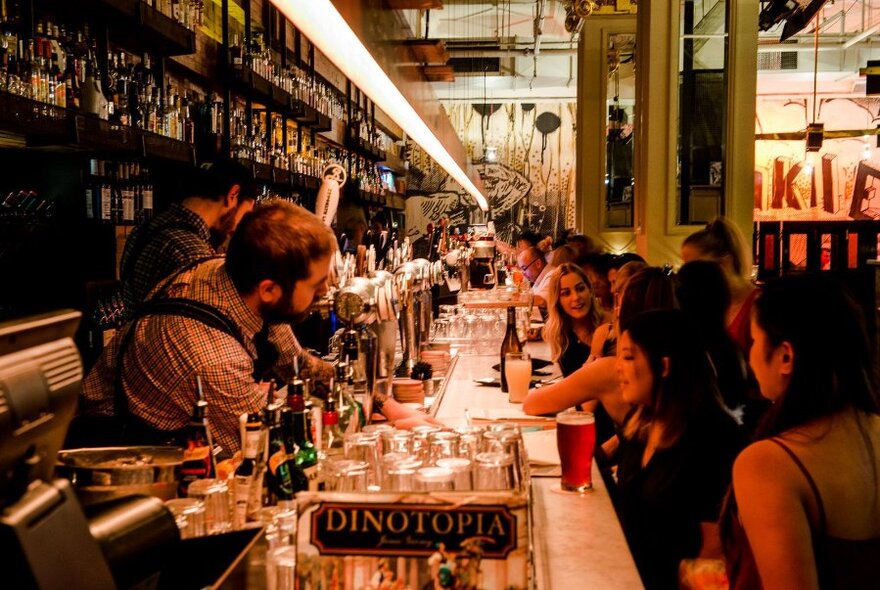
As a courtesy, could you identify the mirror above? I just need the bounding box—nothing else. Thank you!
[676,0,729,225]
[604,33,636,229]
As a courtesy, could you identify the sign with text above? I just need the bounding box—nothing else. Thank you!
[310,501,517,558]
[295,492,531,590]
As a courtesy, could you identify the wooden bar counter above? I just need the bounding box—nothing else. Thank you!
[430,342,645,590]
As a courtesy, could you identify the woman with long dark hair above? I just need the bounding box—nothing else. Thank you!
[616,309,743,589]
[723,275,880,589]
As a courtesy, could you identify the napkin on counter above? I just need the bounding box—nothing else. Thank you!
[522,428,560,466]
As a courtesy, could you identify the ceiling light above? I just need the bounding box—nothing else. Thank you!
[274,0,489,212]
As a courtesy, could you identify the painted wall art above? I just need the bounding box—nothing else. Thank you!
[406,102,577,247]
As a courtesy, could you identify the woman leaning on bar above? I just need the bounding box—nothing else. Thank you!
[615,309,744,590]
[721,274,880,589]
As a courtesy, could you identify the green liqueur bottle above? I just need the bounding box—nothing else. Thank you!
[286,382,319,490]
[266,404,308,501]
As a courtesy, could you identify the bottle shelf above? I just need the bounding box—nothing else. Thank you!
[227,64,336,134]
[41,0,195,56]
[234,158,322,193]
[1,91,196,164]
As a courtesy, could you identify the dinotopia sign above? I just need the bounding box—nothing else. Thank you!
[310,501,518,558]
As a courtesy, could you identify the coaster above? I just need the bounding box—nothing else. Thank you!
[549,485,595,496]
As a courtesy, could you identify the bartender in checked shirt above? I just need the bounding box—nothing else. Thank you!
[81,200,441,454]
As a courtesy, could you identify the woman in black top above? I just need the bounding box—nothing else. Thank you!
[543,263,606,377]
[615,310,744,590]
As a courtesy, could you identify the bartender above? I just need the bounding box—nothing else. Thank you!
[79,201,441,454]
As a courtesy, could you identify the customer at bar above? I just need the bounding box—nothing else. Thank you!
[543,263,608,377]
[676,260,759,430]
[81,201,440,454]
[723,274,880,589]
[681,216,757,352]
[616,310,743,590]
[517,246,554,307]
[522,267,677,443]
[119,160,256,316]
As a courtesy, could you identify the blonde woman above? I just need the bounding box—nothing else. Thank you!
[543,263,607,377]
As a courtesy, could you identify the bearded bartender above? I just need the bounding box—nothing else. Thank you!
[78,201,442,455]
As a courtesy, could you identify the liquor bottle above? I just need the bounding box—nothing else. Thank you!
[321,394,345,458]
[334,362,364,435]
[265,405,307,502]
[500,306,523,393]
[233,412,262,528]
[230,33,243,70]
[178,380,217,496]
[286,381,319,489]
[342,329,371,421]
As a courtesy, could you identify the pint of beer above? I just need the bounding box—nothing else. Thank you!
[556,410,596,492]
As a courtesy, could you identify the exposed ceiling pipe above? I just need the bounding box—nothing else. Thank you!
[757,40,879,52]
[842,23,880,49]
[533,0,546,57]
[448,47,578,56]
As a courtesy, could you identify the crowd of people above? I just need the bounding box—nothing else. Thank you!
[517,218,880,589]
[69,165,880,590]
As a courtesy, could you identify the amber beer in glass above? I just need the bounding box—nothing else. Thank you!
[556,410,596,491]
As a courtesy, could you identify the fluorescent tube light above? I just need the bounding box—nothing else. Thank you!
[273,0,489,211]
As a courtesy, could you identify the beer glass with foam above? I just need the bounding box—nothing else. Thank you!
[555,410,596,492]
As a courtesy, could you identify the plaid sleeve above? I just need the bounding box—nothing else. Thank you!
[271,324,334,387]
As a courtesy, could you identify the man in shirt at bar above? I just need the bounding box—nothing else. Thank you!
[119,160,256,317]
[82,201,440,454]
[517,246,554,308]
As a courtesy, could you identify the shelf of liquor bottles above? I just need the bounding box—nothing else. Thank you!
[28,0,196,57]
[0,89,196,162]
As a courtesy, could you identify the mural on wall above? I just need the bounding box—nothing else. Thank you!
[755,96,880,221]
[406,102,577,246]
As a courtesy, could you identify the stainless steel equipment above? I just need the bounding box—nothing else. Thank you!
[468,239,497,289]
[56,446,184,506]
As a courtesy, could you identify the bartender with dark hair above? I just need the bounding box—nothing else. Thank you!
[119,160,256,317]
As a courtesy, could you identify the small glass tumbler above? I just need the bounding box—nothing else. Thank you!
[381,430,414,455]
[436,457,473,490]
[269,545,297,590]
[454,425,485,461]
[474,452,516,491]
[414,466,455,492]
[187,478,232,534]
[330,459,370,492]
[344,432,383,487]
[383,466,417,492]
[164,498,206,539]
[427,431,460,465]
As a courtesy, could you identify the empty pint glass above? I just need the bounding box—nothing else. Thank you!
[556,410,596,492]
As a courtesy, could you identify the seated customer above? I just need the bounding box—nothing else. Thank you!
[616,310,744,590]
[544,263,607,377]
[80,201,440,454]
[723,275,880,589]
[517,246,554,307]
[523,267,678,443]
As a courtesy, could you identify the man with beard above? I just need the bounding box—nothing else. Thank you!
[81,201,441,453]
[118,160,256,318]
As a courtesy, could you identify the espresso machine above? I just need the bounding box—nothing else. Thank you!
[468,238,497,290]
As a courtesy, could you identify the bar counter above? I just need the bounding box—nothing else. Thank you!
[431,342,644,590]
